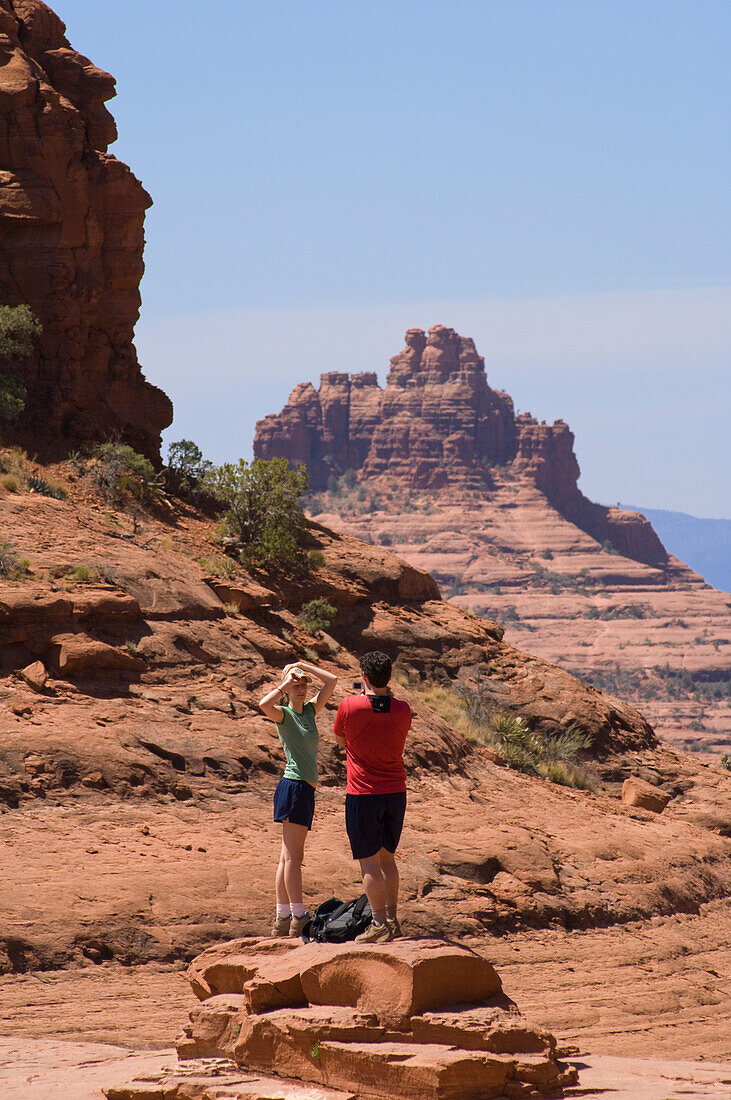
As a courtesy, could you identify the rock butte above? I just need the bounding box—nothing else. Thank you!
[255,326,731,756]
[0,0,171,459]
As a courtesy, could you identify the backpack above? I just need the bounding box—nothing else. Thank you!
[301,894,372,943]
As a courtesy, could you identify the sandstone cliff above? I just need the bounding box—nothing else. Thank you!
[0,0,171,458]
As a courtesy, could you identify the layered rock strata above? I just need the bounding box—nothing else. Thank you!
[255,326,730,754]
[254,325,665,566]
[0,0,172,458]
[156,937,577,1100]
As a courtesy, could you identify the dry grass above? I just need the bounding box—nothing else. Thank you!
[418,684,478,742]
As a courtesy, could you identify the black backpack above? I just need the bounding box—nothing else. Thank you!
[301,894,372,943]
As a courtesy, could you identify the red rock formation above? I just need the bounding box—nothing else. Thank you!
[514,415,668,565]
[255,326,517,492]
[254,325,666,565]
[0,0,172,459]
[170,937,576,1099]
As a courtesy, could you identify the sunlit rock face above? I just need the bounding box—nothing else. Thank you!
[0,0,172,459]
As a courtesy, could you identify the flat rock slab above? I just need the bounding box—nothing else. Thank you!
[188,938,300,999]
[564,1054,731,1099]
[303,1040,515,1100]
[105,1056,356,1100]
[411,1006,556,1055]
[227,1006,402,1078]
[0,1039,175,1100]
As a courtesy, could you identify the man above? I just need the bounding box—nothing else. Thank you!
[334,650,412,943]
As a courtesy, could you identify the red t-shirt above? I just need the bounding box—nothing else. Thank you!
[334,695,412,795]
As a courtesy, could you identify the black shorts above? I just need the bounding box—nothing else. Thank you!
[273,777,316,829]
[345,791,407,860]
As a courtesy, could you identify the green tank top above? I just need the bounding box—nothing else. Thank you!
[277,701,319,785]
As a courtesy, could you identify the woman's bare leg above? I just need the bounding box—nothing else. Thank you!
[275,841,289,905]
[280,820,308,904]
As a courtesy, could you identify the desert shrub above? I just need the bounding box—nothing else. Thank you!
[204,457,309,571]
[199,555,236,579]
[721,754,731,772]
[89,442,161,505]
[26,475,67,500]
[308,549,325,568]
[540,548,554,559]
[297,598,337,636]
[223,602,239,617]
[303,646,318,662]
[449,678,594,789]
[0,305,41,425]
[484,713,594,788]
[166,439,212,496]
[71,565,94,583]
[0,538,29,579]
[1,473,20,492]
[377,532,392,546]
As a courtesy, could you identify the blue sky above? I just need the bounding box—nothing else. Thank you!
[57,1,730,517]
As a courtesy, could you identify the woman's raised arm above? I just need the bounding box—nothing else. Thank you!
[296,659,338,715]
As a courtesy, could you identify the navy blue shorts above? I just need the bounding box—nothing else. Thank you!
[345,791,407,860]
[273,777,316,829]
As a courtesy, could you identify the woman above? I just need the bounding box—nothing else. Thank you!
[259,659,337,937]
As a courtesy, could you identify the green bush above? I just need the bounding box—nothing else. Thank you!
[89,442,161,505]
[0,305,42,425]
[166,439,212,496]
[297,598,337,636]
[308,549,325,568]
[204,457,309,571]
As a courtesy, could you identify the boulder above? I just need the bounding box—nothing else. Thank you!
[300,940,502,1024]
[50,633,144,677]
[19,660,47,691]
[622,776,672,814]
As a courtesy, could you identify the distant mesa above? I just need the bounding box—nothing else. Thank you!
[254,324,667,567]
[0,0,172,460]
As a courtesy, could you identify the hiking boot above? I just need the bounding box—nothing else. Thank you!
[387,917,403,939]
[355,920,393,944]
[289,911,310,938]
[271,914,291,937]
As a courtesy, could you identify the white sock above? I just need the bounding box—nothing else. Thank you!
[276,903,290,918]
[290,902,306,918]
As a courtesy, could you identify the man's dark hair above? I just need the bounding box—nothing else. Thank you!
[360,651,392,689]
